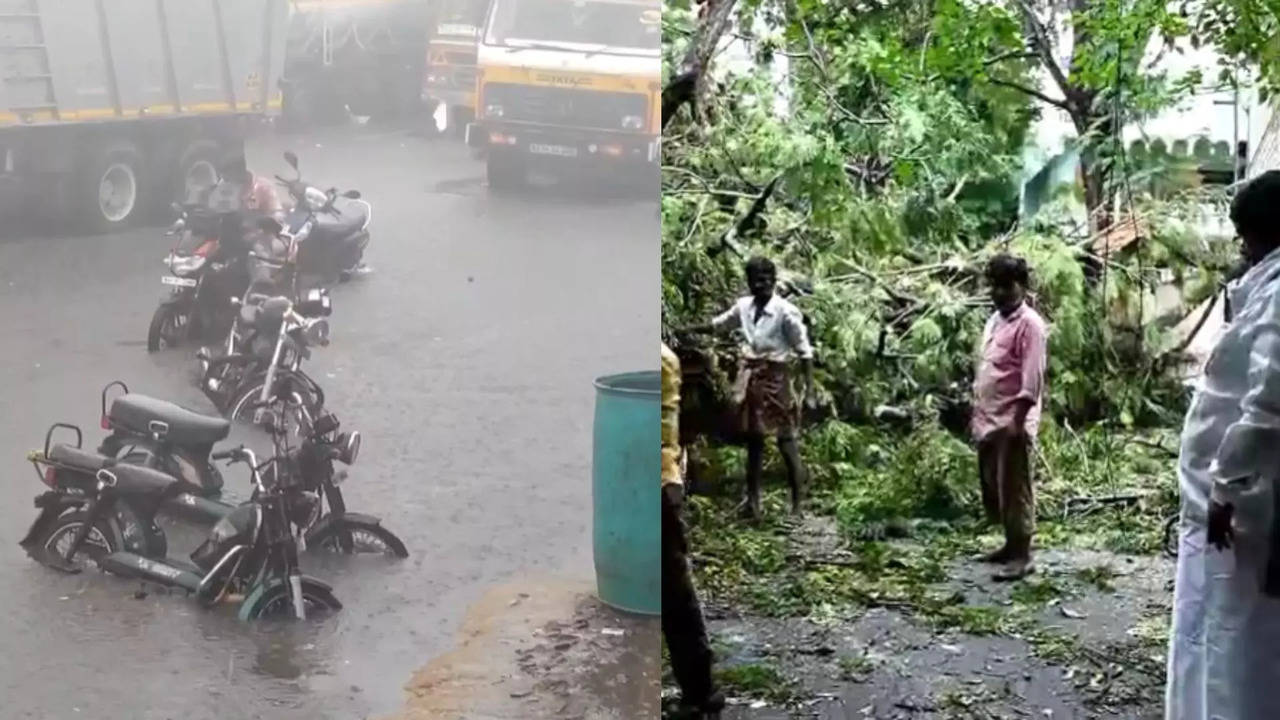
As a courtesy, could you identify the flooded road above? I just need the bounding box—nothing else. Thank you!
[0,127,657,718]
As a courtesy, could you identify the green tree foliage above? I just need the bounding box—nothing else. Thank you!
[663,0,1239,431]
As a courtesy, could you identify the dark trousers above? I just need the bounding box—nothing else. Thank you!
[977,428,1036,553]
[662,489,715,705]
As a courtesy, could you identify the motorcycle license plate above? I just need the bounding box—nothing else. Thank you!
[161,276,197,288]
[529,143,578,158]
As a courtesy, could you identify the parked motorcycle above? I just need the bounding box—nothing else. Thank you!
[24,430,341,620]
[264,393,407,557]
[22,424,184,568]
[199,290,332,423]
[91,382,405,557]
[274,151,371,282]
[146,205,251,352]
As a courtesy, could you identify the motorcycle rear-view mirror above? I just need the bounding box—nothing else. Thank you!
[283,151,299,170]
[342,190,361,199]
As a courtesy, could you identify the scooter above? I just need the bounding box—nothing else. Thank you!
[274,151,371,282]
[96,381,235,522]
[22,423,186,571]
[28,432,341,621]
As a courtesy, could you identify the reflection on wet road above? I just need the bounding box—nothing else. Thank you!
[0,128,656,718]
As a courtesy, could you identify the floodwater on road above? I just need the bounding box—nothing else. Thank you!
[0,127,657,719]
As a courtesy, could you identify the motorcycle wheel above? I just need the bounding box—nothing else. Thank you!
[38,510,122,571]
[309,519,408,558]
[1163,514,1180,559]
[147,305,188,353]
[228,378,322,432]
[239,579,342,621]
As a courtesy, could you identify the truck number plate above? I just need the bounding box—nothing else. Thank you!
[161,276,197,288]
[529,143,578,158]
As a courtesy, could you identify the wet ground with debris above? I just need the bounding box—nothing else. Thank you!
[691,517,1169,719]
[385,578,659,720]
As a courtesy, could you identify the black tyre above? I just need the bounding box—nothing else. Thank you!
[39,510,123,571]
[486,151,525,193]
[175,139,222,204]
[1163,514,1180,559]
[240,579,342,620]
[228,379,316,437]
[78,141,147,233]
[309,519,409,558]
[147,304,188,353]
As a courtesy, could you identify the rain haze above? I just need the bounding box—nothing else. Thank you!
[0,0,659,717]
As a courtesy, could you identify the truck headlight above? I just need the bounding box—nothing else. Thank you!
[621,115,644,131]
[485,104,504,118]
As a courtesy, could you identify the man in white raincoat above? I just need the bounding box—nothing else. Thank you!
[1168,170,1280,719]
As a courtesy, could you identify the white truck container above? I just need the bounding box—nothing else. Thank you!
[0,0,288,232]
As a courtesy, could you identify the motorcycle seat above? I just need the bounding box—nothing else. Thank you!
[240,296,291,331]
[49,443,113,471]
[109,394,231,446]
[314,198,368,238]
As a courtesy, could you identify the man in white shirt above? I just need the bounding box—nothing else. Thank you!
[690,256,815,519]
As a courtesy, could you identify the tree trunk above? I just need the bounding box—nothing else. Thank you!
[661,0,740,128]
[1080,152,1112,234]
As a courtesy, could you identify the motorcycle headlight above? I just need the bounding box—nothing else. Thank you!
[170,254,207,276]
[340,431,361,465]
[302,318,330,347]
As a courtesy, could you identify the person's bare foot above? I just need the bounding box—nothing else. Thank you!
[992,557,1036,582]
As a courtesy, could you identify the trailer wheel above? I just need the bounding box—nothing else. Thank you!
[176,139,223,204]
[79,142,146,233]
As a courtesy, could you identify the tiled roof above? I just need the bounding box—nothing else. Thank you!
[1091,215,1149,258]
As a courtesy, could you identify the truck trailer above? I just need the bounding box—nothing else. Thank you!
[0,0,288,233]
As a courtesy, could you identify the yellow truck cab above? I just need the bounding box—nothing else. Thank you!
[423,0,489,134]
[466,0,660,189]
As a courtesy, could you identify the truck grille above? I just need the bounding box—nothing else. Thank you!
[482,83,647,132]
[454,66,477,88]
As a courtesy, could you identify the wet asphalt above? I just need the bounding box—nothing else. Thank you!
[0,126,657,719]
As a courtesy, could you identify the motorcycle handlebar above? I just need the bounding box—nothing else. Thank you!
[211,447,241,462]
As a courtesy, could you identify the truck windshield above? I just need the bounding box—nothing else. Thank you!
[483,0,659,56]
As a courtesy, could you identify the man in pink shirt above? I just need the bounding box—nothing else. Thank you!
[971,254,1047,581]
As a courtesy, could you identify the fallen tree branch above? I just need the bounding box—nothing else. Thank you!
[708,174,784,258]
